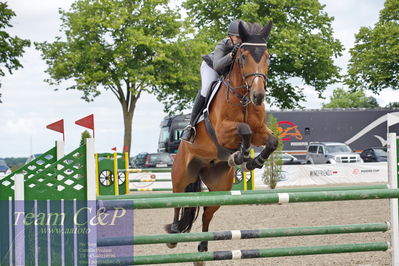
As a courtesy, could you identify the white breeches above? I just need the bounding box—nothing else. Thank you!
[200,61,219,97]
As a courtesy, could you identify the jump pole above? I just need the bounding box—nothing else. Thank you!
[113,152,119,195]
[101,188,399,210]
[95,153,100,196]
[388,133,399,265]
[97,242,389,265]
[98,222,389,246]
[124,152,130,194]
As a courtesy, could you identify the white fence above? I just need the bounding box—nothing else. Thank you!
[128,162,388,190]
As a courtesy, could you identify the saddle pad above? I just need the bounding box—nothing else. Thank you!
[197,80,222,124]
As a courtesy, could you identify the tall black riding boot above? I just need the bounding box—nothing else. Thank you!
[180,92,206,144]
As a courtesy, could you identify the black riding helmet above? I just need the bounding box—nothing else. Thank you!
[227,20,241,36]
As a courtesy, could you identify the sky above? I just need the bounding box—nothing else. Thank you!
[0,0,395,158]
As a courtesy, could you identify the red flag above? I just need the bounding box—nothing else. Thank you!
[46,119,64,133]
[75,114,94,129]
[123,146,129,152]
[111,147,117,151]
[75,114,95,137]
[46,119,65,141]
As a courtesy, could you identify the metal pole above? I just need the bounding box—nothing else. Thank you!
[97,184,389,201]
[113,152,119,196]
[388,133,399,266]
[97,242,389,265]
[124,152,129,195]
[97,222,388,246]
[95,153,100,196]
[100,189,399,210]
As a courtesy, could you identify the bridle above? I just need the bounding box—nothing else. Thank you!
[223,42,268,108]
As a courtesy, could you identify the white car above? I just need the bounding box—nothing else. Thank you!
[306,142,363,164]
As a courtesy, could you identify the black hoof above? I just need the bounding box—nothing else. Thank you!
[164,223,180,234]
[198,241,208,252]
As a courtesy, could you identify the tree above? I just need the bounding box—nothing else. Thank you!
[262,114,283,189]
[80,130,92,146]
[386,102,399,109]
[35,0,206,152]
[346,0,399,93]
[0,2,31,103]
[183,0,344,108]
[322,88,380,109]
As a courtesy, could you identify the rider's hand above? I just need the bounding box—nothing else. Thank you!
[231,43,240,58]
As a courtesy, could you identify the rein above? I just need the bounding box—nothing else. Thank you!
[224,42,268,121]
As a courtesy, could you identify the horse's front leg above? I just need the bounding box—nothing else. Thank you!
[245,129,279,170]
[218,122,252,167]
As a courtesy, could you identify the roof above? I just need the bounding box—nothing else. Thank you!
[308,142,348,146]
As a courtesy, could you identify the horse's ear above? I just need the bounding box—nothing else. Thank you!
[238,21,249,41]
[261,21,273,41]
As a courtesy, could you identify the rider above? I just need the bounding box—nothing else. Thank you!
[180,20,243,144]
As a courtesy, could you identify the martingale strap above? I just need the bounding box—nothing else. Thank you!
[203,110,237,161]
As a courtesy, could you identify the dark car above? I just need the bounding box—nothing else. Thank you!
[360,147,387,162]
[281,153,303,165]
[131,152,173,168]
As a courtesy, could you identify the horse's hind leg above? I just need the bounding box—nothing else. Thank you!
[197,206,220,253]
[195,162,234,264]
[165,148,201,248]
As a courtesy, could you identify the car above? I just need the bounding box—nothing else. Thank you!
[281,153,303,165]
[131,152,173,168]
[253,151,303,165]
[0,159,11,175]
[25,153,43,164]
[360,147,387,162]
[305,142,363,164]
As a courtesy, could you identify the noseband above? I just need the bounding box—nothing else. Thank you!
[224,42,268,107]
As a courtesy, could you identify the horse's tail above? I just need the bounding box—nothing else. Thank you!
[165,178,202,234]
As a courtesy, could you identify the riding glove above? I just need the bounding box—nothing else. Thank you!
[231,43,240,58]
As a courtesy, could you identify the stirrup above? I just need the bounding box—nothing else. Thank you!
[180,125,196,144]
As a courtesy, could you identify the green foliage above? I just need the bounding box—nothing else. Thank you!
[346,0,399,92]
[322,88,380,109]
[80,130,92,146]
[386,102,399,108]
[262,114,283,189]
[183,0,344,108]
[0,2,31,102]
[35,0,208,150]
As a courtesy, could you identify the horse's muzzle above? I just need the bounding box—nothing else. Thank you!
[251,91,265,105]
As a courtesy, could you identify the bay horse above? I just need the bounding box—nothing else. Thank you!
[166,21,278,261]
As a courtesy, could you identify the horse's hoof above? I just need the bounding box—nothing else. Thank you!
[193,261,205,266]
[164,223,180,234]
[228,151,240,167]
[197,241,208,252]
[166,242,177,249]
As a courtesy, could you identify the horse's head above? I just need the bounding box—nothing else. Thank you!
[235,21,272,106]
